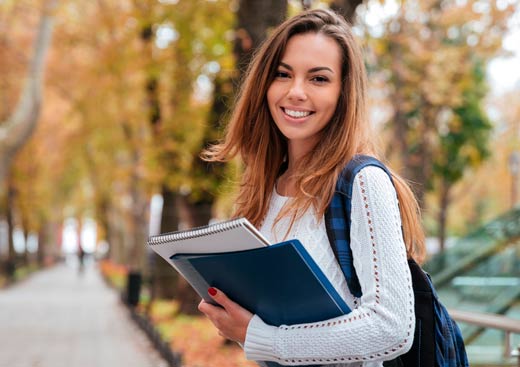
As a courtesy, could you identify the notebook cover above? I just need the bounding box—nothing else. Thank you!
[171,239,351,326]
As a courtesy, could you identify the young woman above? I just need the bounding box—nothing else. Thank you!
[199,8,426,366]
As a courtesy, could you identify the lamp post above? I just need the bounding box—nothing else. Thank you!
[509,151,520,209]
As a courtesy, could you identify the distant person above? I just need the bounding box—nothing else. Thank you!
[198,8,427,366]
[77,246,85,274]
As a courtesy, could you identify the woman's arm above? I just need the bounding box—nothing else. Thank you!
[243,166,415,365]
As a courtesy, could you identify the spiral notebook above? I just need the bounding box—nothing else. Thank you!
[148,217,270,270]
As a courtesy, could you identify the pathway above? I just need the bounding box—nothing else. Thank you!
[0,259,167,367]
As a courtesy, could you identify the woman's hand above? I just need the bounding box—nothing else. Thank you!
[198,287,254,344]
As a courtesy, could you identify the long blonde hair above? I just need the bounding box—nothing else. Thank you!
[203,9,425,263]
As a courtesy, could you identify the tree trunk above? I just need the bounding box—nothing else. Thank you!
[4,180,16,281]
[387,18,429,208]
[329,0,364,24]
[137,16,183,305]
[22,227,30,267]
[234,0,288,81]
[408,103,438,208]
[37,220,59,267]
[147,187,179,302]
[107,204,126,265]
[0,0,58,185]
[175,194,213,315]
[127,157,149,272]
[170,76,233,314]
[0,0,58,268]
[95,196,112,258]
[118,118,149,273]
[438,179,451,253]
[37,225,46,267]
[388,36,414,188]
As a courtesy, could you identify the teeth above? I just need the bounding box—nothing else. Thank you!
[284,108,311,118]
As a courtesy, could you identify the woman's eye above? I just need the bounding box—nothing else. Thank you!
[311,76,329,83]
[275,71,290,79]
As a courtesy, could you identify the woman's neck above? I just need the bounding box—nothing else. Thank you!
[277,159,299,197]
[287,140,312,165]
[276,170,296,197]
[278,141,316,196]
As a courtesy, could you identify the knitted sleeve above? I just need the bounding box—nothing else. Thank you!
[244,166,415,365]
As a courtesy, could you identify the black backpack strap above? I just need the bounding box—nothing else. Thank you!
[325,155,393,297]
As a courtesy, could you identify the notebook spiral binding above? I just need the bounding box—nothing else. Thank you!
[147,218,247,246]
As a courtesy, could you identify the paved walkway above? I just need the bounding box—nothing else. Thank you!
[0,259,167,367]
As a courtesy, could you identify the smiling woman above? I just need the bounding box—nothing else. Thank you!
[199,8,428,367]
[267,33,342,176]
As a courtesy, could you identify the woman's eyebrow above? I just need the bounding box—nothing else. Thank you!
[309,66,334,73]
[279,62,334,74]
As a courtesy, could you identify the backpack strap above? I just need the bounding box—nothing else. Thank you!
[325,155,394,298]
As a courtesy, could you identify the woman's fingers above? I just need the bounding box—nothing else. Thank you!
[198,287,254,344]
[208,287,235,310]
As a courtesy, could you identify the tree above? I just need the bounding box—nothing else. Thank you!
[0,0,57,184]
[150,0,234,312]
[234,0,288,79]
[361,0,515,248]
[433,62,492,250]
[0,0,57,268]
[442,88,520,236]
[149,0,289,313]
[38,0,157,270]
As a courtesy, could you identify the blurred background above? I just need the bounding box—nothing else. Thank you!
[0,0,519,366]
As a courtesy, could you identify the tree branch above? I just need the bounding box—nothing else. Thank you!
[0,0,58,181]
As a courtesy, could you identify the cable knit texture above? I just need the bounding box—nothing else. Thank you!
[244,167,415,366]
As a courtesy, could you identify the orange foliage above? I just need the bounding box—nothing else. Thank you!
[98,260,128,290]
[167,317,256,367]
[148,300,256,367]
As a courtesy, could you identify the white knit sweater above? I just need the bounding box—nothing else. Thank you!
[244,167,415,366]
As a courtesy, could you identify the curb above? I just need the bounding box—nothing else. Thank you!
[99,266,184,367]
[125,302,184,367]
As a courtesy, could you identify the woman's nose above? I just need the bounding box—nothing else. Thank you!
[287,80,307,101]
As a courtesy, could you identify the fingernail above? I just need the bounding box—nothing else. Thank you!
[208,287,217,296]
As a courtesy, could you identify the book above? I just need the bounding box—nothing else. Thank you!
[148,217,270,272]
[148,218,351,326]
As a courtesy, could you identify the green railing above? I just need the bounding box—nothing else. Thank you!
[424,208,520,366]
[449,309,520,366]
[424,207,520,287]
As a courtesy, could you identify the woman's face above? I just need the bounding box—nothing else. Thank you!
[267,32,342,158]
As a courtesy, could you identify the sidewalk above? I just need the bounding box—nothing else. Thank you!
[0,259,167,367]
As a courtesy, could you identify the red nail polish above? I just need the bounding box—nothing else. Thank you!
[208,287,217,296]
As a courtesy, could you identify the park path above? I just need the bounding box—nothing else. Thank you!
[0,259,167,367]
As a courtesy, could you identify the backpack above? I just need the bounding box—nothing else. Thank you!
[325,155,469,367]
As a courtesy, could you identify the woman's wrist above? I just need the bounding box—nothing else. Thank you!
[244,315,279,362]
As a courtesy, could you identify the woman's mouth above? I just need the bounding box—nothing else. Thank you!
[282,108,314,119]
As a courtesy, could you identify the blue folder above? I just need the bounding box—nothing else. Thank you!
[171,239,351,326]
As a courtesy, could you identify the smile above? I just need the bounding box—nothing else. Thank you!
[282,108,313,119]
